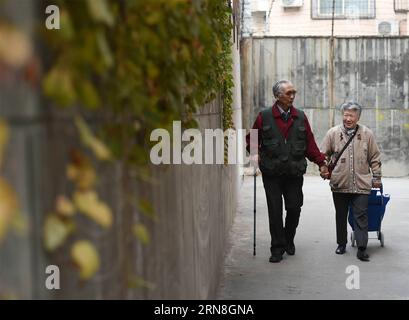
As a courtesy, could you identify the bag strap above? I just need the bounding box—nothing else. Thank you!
[329,125,359,170]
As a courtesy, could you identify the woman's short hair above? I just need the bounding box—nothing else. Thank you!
[340,101,362,117]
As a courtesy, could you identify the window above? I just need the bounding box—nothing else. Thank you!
[394,0,409,12]
[312,0,375,19]
[318,0,343,16]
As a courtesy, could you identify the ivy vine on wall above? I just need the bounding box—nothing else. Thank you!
[40,0,235,281]
[43,0,234,166]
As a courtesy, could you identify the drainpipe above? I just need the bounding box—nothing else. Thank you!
[407,11,409,35]
[266,0,275,35]
[329,0,336,128]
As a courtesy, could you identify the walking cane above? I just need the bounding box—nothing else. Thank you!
[253,164,256,256]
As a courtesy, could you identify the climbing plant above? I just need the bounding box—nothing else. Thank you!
[43,0,234,168]
[40,0,235,281]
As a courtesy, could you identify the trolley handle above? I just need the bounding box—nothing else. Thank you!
[373,185,384,206]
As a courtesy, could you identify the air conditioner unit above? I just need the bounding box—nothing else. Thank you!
[281,0,303,8]
[251,0,269,12]
[251,11,267,35]
[377,20,400,36]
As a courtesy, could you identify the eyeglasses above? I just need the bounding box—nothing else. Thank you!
[283,90,297,96]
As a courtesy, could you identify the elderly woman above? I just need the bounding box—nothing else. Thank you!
[320,101,382,262]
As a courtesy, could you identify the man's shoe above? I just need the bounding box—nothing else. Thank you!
[269,255,283,263]
[285,245,295,256]
[335,245,346,255]
[357,249,370,262]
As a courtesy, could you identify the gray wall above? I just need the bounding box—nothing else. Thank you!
[0,92,238,300]
[241,37,409,177]
[135,99,238,299]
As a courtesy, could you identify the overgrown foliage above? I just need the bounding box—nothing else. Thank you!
[43,0,234,169]
[40,0,234,281]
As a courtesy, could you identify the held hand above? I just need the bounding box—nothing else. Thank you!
[319,165,330,180]
[372,180,382,189]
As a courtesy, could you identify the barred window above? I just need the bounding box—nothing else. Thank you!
[394,0,409,12]
[312,0,375,19]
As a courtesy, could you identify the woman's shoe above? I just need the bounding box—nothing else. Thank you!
[357,248,370,261]
[285,244,295,255]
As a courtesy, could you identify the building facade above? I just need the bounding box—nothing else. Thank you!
[242,0,409,37]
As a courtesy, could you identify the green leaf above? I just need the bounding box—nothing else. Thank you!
[128,275,155,290]
[59,10,74,40]
[43,67,77,107]
[0,118,9,168]
[138,198,155,217]
[133,223,150,245]
[145,11,162,26]
[76,79,101,110]
[11,210,29,236]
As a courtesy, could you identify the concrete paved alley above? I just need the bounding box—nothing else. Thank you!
[218,175,409,300]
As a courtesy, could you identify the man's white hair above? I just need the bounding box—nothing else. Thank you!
[272,80,293,99]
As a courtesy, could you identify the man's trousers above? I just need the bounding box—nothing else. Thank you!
[261,174,304,255]
[332,192,369,249]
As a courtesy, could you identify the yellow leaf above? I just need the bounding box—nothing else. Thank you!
[66,164,79,181]
[96,31,113,68]
[66,158,97,190]
[86,0,114,26]
[89,138,112,161]
[77,166,97,190]
[0,178,18,242]
[73,190,113,228]
[74,116,112,161]
[90,201,113,228]
[0,119,10,167]
[0,23,32,68]
[71,240,100,280]
[43,214,75,252]
[56,195,76,217]
[133,223,150,245]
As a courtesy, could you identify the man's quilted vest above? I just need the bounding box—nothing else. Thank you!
[259,107,308,177]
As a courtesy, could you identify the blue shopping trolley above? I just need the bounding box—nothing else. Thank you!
[348,187,390,247]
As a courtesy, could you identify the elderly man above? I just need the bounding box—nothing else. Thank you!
[246,80,328,263]
[321,101,382,262]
